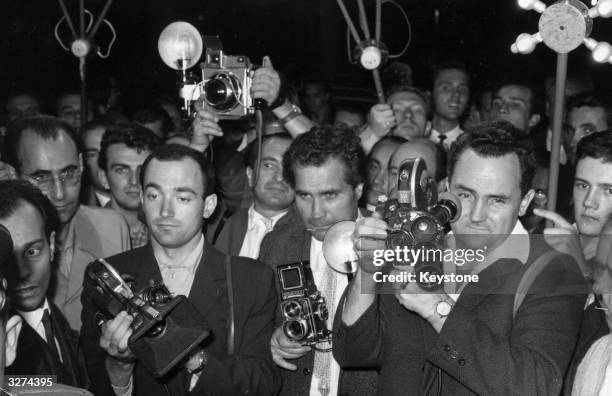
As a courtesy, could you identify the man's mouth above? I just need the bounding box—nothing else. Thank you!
[13,285,38,297]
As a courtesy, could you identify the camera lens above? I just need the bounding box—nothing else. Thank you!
[204,73,240,111]
[386,230,413,250]
[411,216,436,243]
[284,320,307,341]
[314,304,329,321]
[283,300,302,318]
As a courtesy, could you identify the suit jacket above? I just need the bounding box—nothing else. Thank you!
[562,303,609,395]
[80,239,281,396]
[6,302,89,389]
[51,205,131,331]
[333,241,588,395]
[215,206,296,257]
[259,210,379,396]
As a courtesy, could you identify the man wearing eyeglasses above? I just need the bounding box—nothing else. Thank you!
[3,116,131,331]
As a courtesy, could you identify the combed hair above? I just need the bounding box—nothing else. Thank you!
[448,120,536,196]
[243,133,292,169]
[139,144,216,198]
[0,180,58,240]
[385,85,432,119]
[431,60,471,86]
[492,79,544,117]
[98,123,162,171]
[4,115,80,171]
[576,131,612,165]
[566,91,612,128]
[283,125,366,188]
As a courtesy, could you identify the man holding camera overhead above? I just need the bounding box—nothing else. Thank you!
[334,121,587,395]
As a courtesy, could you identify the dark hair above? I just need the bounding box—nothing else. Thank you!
[132,105,173,136]
[81,119,114,138]
[493,79,544,117]
[566,91,612,128]
[431,61,470,86]
[244,133,292,169]
[448,120,536,196]
[283,125,366,188]
[576,131,612,165]
[98,123,162,171]
[0,180,58,240]
[385,85,432,119]
[4,115,81,171]
[139,144,216,198]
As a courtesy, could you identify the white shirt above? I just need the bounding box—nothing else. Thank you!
[429,125,463,150]
[546,128,568,165]
[308,238,348,396]
[95,191,111,208]
[18,299,63,361]
[238,205,287,259]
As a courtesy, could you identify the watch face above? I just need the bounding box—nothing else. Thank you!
[436,300,452,317]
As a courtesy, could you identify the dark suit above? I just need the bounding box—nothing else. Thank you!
[259,210,379,396]
[80,240,281,396]
[333,241,587,395]
[7,302,89,389]
[563,303,609,395]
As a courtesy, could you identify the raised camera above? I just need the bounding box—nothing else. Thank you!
[383,158,460,290]
[85,259,210,377]
[277,262,330,345]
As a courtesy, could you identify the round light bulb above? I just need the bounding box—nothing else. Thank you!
[518,0,546,12]
[597,0,612,17]
[592,41,612,62]
[516,33,537,54]
[158,22,203,70]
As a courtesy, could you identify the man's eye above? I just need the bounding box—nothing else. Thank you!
[491,198,506,205]
[297,193,311,200]
[457,192,471,199]
[114,167,128,175]
[323,192,337,199]
[574,182,588,190]
[491,100,502,108]
[177,196,191,203]
[145,192,159,200]
[25,248,41,257]
[605,188,612,196]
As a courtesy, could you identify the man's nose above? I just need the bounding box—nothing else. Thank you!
[160,198,174,218]
[16,260,31,281]
[128,170,139,186]
[469,199,487,223]
[52,176,66,201]
[311,198,325,220]
[583,188,600,210]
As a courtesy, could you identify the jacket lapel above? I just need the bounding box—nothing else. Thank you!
[187,241,226,319]
[229,209,249,256]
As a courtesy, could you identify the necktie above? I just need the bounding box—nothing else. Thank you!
[261,217,275,233]
[313,253,337,396]
[42,309,61,362]
[438,134,447,147]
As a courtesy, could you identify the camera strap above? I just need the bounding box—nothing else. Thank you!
[225,254,235,356]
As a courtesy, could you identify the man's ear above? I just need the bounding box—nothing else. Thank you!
[424,121,432,137]
[49,231,56,262]
[203,193,218,219]
[528,114,541,128]
[5,315,22,367]
[519,188,535,217]
[246,167,254,188]
[354,183,364,201]
[78,153,84,173]
[98,169,110,190]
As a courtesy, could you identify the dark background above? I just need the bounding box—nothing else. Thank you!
[1,0,611,112]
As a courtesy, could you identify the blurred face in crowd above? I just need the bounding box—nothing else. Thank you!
[387,141,438,199]
[1,202,54,313]
[366,139,401,206]
[573,157,612,237]
[6,95,41,122]
[566,106,608,161]
[18,129,82,225]
[247,137,295,213]
[449,149,533,250]
[82,126,108,192]
[490,85,540,132]
[432,68,469,123]
[387,91,431,140]
[334,110,365,130]
[294,158,362,241]
[304,83,329,114]
[143,158,216,249]
[100,144,152,212]
[57,94,93,130]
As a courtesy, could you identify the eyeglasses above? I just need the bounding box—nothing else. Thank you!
[23,167,82,192]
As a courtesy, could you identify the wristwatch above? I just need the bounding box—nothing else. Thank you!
[435,296,455,318]
[187,349,208,374]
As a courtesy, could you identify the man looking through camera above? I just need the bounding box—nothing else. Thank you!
[81,144,280,395]
[335,121,586,394]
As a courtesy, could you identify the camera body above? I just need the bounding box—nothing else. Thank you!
[277,262,330,345]
[198,36,254,120]
[383,158,459,289]
[85,259,210,377]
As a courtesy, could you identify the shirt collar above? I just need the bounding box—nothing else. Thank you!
[18,298,50,331]
[430,125,463,142]
[158,234,205,272]
[247,204,288,232]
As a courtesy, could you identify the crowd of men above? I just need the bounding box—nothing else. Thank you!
[0,55,611,396]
